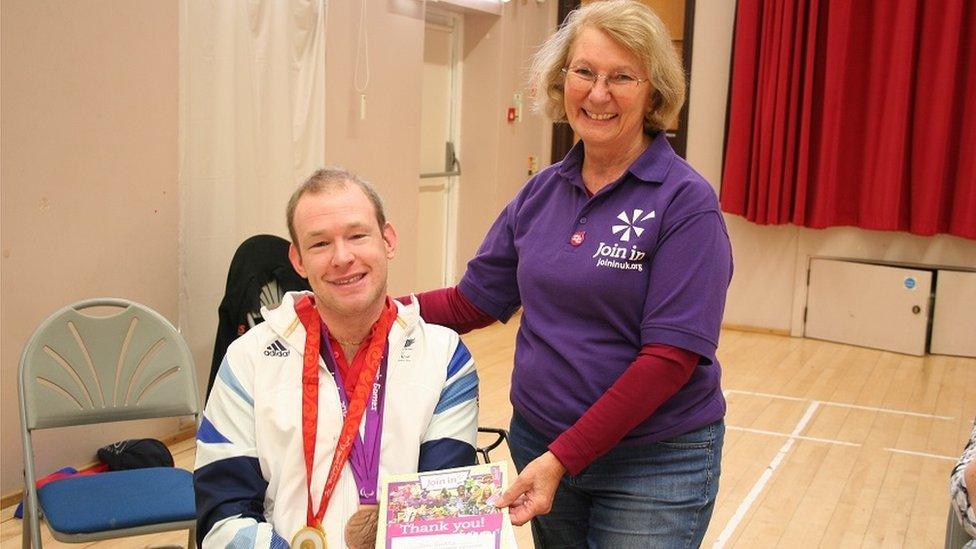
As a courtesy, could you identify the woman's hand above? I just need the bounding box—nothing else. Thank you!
[494,451,566,526]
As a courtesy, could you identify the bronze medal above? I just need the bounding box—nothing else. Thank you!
[344,504,379,549]
[291,525,328,549]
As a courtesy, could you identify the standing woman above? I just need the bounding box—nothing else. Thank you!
[413,1,732,546]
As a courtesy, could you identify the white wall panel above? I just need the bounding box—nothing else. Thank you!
[931,270,976,358]
[805,259,931,356]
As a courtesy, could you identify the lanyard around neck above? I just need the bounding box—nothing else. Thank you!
[294,296,390,528]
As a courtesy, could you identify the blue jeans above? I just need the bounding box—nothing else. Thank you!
[509,413,724,549]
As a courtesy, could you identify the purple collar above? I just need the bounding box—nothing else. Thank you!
[556,131,676,188]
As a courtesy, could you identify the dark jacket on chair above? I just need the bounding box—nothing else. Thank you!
[207,235,310,398]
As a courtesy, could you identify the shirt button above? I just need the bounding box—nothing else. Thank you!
[579,217,587,224]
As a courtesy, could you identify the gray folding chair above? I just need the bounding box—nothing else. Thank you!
[18,298,201,548]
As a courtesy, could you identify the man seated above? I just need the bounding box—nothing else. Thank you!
[194,167,479,548]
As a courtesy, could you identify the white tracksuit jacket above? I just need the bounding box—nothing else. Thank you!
[194,292,479,548]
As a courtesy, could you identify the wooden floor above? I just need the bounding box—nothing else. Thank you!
[3,317,974,548]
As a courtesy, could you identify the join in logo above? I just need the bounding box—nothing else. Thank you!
[611,209,655,242]
[263,340,289,357]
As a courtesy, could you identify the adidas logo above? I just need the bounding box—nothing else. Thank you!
[399,338,417,362]
[263,340,289,357]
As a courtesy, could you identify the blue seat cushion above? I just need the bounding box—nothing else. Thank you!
[37,467,195,534]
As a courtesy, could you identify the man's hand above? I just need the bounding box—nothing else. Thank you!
[494,451,566,526]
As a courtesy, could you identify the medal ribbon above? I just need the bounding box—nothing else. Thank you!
[295,295,394,528]
[324,327,388,504]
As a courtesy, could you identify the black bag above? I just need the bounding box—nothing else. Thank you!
[97,438,174,470]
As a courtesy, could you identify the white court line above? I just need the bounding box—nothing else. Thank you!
[713,401,821,549]
[727,425,860,447]
[822,402,953,420]
[725,390,953,420]
[725,389,806,402]
[884,447,957,461]
[728,427,952,459]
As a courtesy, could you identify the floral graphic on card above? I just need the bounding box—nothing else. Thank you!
[376,462,516,548]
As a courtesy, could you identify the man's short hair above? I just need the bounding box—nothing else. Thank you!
[286,167,387,246]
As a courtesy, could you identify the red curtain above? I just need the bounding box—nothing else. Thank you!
[721,0,976,240]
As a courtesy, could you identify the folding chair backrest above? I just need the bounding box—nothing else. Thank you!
[19,298,199,432]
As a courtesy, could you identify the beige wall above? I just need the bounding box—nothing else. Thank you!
[685,2,976,335]
[322,0,554,293]
[323,1,425,297]
[456,2,555,273]
[0,1,180,495]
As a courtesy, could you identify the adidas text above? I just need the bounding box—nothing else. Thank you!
[263,340,290,357]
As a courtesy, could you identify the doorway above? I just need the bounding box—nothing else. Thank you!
[417,10,461,289]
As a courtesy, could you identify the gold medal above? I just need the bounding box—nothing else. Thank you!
[292,525,328,549]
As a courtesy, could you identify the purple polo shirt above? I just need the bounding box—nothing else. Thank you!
[459,133,732,445]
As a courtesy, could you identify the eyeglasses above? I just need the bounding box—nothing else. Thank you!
[561,66,649,91]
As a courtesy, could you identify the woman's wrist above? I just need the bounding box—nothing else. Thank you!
[548,433,589,477]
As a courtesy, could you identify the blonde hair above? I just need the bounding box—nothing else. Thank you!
[530,0,685,133]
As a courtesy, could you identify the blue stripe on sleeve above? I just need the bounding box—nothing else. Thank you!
[194,456,268,545]
[229,524,258,549]
[217,357,254,407]
[434,370,478,414]
[419,438,476,471]
[445,343,472,379]
[197,416,232,444]
[270,531,289,549]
